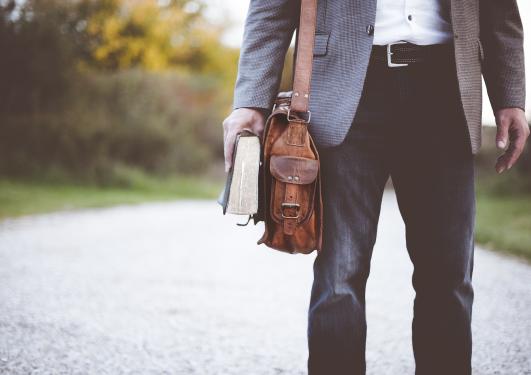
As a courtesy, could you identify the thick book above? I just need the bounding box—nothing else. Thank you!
[217,130,261,216]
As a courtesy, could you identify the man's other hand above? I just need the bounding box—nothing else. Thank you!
[494,107,530,174]
[222,108,266,172]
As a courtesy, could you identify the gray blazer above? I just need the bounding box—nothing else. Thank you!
[232,0,525,154]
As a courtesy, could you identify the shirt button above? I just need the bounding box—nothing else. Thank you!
[366,24,374,35]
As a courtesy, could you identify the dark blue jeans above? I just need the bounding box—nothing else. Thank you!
[307,45,475,375]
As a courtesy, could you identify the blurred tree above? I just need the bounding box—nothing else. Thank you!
[0,0,77,113]
[0,0,239,182]
[0,0,237,75]
[77,0,232,72]
[0,0,239,114]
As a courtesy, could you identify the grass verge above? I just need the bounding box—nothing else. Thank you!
[0,176,223,220]
[1,178,529,262]
[475,192,531,262]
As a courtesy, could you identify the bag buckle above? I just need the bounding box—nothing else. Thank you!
[387,41,408,68]
[281,202,300,219]
[287,108,311,123]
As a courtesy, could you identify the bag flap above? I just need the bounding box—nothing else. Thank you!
[269,155,319,184]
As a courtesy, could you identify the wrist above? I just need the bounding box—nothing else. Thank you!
[494,106,526,116]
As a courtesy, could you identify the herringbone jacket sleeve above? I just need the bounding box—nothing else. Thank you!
[480,0,526,112]
[232,0,301,112]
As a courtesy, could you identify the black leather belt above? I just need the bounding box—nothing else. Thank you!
[370,41,454,67]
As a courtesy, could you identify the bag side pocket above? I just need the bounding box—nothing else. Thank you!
[269,155,319,224]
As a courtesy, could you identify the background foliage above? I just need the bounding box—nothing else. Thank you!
[0,0,239,185]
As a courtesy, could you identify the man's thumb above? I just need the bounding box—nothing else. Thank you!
[224,139,234,172]
[496,121,509,149]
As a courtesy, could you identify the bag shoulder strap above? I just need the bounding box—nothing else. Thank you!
[290,0,317,114]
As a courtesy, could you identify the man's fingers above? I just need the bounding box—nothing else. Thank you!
[506,129,526,170]
[495,153,509,174]
[222,117,236,172]
[495,116,510,149]
[495,128,527,173]
[493,108,529,173]
[222,108,267,172]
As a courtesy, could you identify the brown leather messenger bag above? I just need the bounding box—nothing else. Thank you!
[254,0,323,254]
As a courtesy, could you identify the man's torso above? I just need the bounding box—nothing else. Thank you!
[305,0,483,152]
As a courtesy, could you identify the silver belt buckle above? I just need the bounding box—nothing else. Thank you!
[387,41,408,68]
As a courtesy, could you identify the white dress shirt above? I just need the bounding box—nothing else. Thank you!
[373,0,454,45]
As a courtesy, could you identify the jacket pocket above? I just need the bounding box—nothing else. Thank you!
[313,32,330,56]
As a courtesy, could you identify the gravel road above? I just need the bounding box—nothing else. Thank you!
[0,191,530,375]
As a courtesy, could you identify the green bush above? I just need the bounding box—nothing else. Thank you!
[0,70,227,185]
[0,0,235,186]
